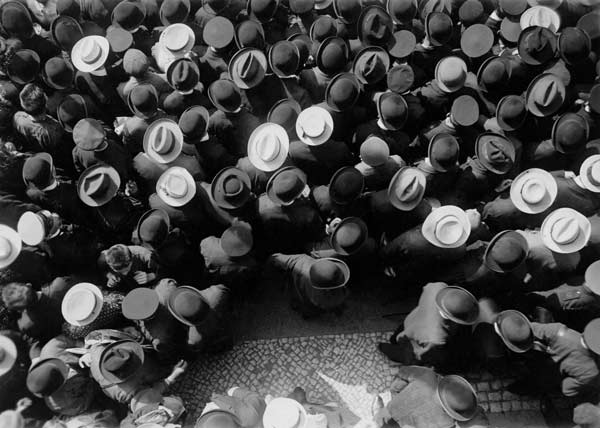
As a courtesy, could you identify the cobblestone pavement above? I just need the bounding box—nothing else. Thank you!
[172,331,549,425]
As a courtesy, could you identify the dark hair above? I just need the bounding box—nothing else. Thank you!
[19,83,47,116]
[105,244,133,270]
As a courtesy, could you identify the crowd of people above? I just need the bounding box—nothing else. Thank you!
[0,0,600,426]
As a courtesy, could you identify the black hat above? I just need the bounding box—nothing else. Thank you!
[51,15,84,52]
[387,64,414,94]
[330,217,368,255]
[127,84,158,119]
[289,0,314,14]
[309,258,350,289]
[267,99,301,134]
[477,56,509,93]
[160,0,190,25]
[358,5,394,48]
[496,95,527,131]
[435,286,479,325]
[333,0,361,24]
[111,0,146,32]
[26,358,68,397]
[166,57,199,92]
[315,36,349,77]
[377,92,408,130]
[386,0,417,25]
[56,0,81,17]
[179,105,209,140]
[234,20,265,50]
[247,0,280,23]
[211,167,252,209]
[23,153,54,188]
[458,0,484,27]
[329,166,364,205]
[136,209,170,246]
[388,30,416,59]
[288,32,311,68]
[353,46,390,85]
[494,309,533,353]
[577,12,600,52]
[518,26,557,66]
[57,94,90,132]
[7,49,40,85]
[428,133,459,172]
[589,84,600,116]
[266,166,307,206]
[451,95,479,127]
[552,112,589,154]
[558,27,590,65]
[325,72,360,112]
[310,15,338,43]
[268,41,300,78]
[485,230,528,273]
[426,12,452,46]
[43,57,74,90]
[0,2,34,39]
[106,26,133,54]
[208,79,242,113]
[476,132,515,175]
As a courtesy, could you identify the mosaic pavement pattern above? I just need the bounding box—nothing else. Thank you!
[172,331,547,424]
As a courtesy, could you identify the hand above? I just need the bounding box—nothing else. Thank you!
[466,209,481,230]
[133,271,154,285]
[125,180,139,197]
[79,353,92,368]
[15,397,32,412]
[107,272,119,288]
[170,360,188,378]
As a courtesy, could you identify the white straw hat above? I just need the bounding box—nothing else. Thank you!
[71,36,110,72]
[61,282,104,326]
[510,168,557,214]
[0,225,22,269]
[422,205,471,248]
[247,122,290,171]
[156,166,196,207]
[580,154,600,193]
[143,119,184,164]
[540,208,591,254]
[295,106,334,146]
[263,398,307,428]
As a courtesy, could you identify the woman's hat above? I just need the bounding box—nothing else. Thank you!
[520,6,560,32]
[0,335,17,376]
[460,23,494,58]
[357,6,394,48]
[525,73,565,117]
[203,16,234,50]
[325,72,361,112]
[494,310,533,353]
[269,41,300,78]
[26,358,68,397]
[263,398,307,428]
[7,49,40,85]
[143,119,184,164]
[122,288,159,320]
[160,0,190,25]
[308,258,350,289]
[437,375,478,421]
[552,112,589,154]
[435,56,467,93]
[208,79,242,113]
[360,136,390,167]
[77,164,120,207]
[43,56,74,90]
[510,168,557,214]
[179,105,210,140]
[235,19,265,50]
[377,92,408,130]
[228,48,267,90]
[61,282,104,326]
[540,208,591,254]
[266,166,308,206]
[221,222,253,257]
[428,133,459,172]
[159,23,195,53]
[128,83,159,119]
[422,205,471,248]
[388,30,416,59]
[211,167,252,209]
[330,217,368,256]
[518,26,557,66]
[17,210,62,246]
[387,167,426,211]
[315,36,349,77]
[329,167,364,205]
[580,155,600,193]
[71,36,110,72]
[247,122,290,171]
[168,286,211,326]
[484,230,528,273]
[352,46,390,85]
[583,318,600,355]
[156,166,196,207]
[496,95,527,131]
[136,209,170,246]
[476,132,515,175]
[295,106,334,146]
[94,339,144,384]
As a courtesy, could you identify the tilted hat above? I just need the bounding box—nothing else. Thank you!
[518,26,557,66]
[422,205,471,248]
[179,106,210,140]
[202,0,231,14]
[426,12,453,46]
[211,167,252,209]
[160,0,190,25]
[221,222,253,257]
[325,72,361,112]
[358,6,394,48]
[386,0,417,25]
[168,286,210,326]
[160,23,195,53]
[166,57,200,92]
[0,335,17,377]
[196,410,242,428]
[77,164,120,207]
[61,282,104,326]
[136,209,170,246]
[435,56,467,93]
[57,94,91,133]
[23,152,55,189]
[496,95,527,131]
[528,0,562,8]
[94,339,144,384]
[329,167,364,205]
[428,133,459,172]
[203,16,234,50]
[128,83,158,119]
[269,41,300,78]
[143,119,184,164]
[268,99,301,134]
[520,6,560,33]
[112,0,146,32]
[51,15,84,52]
[577,12,600,51]
[352,46,390,85]
[308,258,350,289]
[0,225,21,269]
[451,95,479,127]
[377,92,408,130]
[510,168,557,214]
[552,112,589,154]
[228,48,267,90]
[584,261,600,296]
[315,36,349,77]
[122,288,159,320]
[0,2,34,39]
[494,309,533,353]
[334,0,362,24]
[387,167,426,211]
[583,319,600,355]
[235,20,265,50]
[476,132,515,175]
[295,106,334,146]
[208,79,242,114]
[360,136,390,167]
[435,286,479,325]
[484,230,528,273]
[541,208,590,254]
[436,375,478,422]
[27,358,68,397]
[71,36,110,72]
[314,0,332,9]
[7,49,39,85]
[263,398,307,428]
[580,154,600,193]
[558,27,590,65]
[266,166,308,206]
[460,23,494,58]
[156,167,196,207]
[247,0,280,23]
[330,217,368,256]
[525,73,565,117]
[247,122,290,171]
[387,64,414,94]
[388,30,416,59]
[17,210,61,246]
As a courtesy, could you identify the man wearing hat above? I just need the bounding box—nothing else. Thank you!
[98,243,160,290]
[198,16,235,81]
[355,136,406,190]
[415,133,461,199]
[311,166,369,222]
[118,48,173,104]
[162,57,213,117]
[152,23,197,73]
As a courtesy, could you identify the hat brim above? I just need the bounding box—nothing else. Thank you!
[211,167,252,209]
[228,48,268,90]
[295,107,334,146]
[580,155,600,193]
[434,286,479,325]
[77,164,121,207]
[388,30,416,58]
[329,166,365,205]
[518,26,557,66]
[552,113,589,154]
[387,168,426,211]
[135,209,171,245]
[509,168,557,214]
[248,123,290,172]
[427,134,459,172]
[496,96,527,131]
[525,74,565,118]
[96,340,144,385]
[266,166,307,206]
[156,167,196,207]
[422,205,471,248]
[352,47,391,84]
[0,335,17,376]
[476,132,515,175]
[143,119,184,164]
[61,282,104,326]
[484,230,528,273]
[540,208,591,254]
[159,23,195,53]
[0,224,22,269]
[167,285,209,326]
[584,261,600,296]
[436,375,478,421]
[325,73,361,112]
[27,358,69,397]
[494,310,534,353]
[71,36,110,73]
[309,258,350,290]
[314,0,333,9]
[330,217,368,256]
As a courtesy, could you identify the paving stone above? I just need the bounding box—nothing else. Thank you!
[511,400,522,411]
[490,380,503,390]
[490,402,503,413]
[477,392,488,402]
[488,392,502,401]
[476,382,490,392]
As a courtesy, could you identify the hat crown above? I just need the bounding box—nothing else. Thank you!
[396,174,420,202]
[257,133,281,161]
[330,77,357,109]
[152,126,174,154]
[83,171,109,198]
[165,174,189,198]
[310,260,344,288]
[336,223,363,247]
[380,94,407,126]
[0,237,11,260]
[172,60,198,90]
[502,314,531,344]
[302,113,325,137]
[551,216,579,244]
[223,175,243,196]
[174,291,208,322]
[439,66,465,87]
[273,171,303,201]
[490,237,525,269]
[104,348,132,372]
[67,288,96,321]
[81,38,102,64]
[486,140,510,166]
[431,135,459,167]
[442,289,477,320]
[164,25,191,51]
[435,215,463,245]
[521,177,546,204]
[361,137,389,166]
[237,52,259,80]
[139,215,168,243]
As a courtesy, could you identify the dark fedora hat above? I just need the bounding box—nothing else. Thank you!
[211,167,252,209]
[352,46,390,85]
[387,64,414,94]
[428,133,459,172]
[228,48,267,90]
[247,0,280,23]
[289,0,314,14]
[160,0,190,25]
[221,222,253,257]
[583,318,600,355]
[460,23,494,58]
[477,56,509,93]
[476,132,515,175]
[458,0,484,27]
[425,12,453,47]
[111,0,146,32]
[558,27,590,65]
[106,26,133,54]
[377,92,408,131]
[7,49,40,85]
[330,217,368,255]
[435,286,479,325]
[329,166,365,205]
[386,0,417,25]
[43,57,74,90]
[57,0,81,17]
[288,32,311,68]
[325,72,361,112]
[57,94,90,132]
[167,57,199,92]
[266,166,307,206]
[494,309,533,353]
[518,26,557,66]
[309,257,350,289]
[51,15,84,52]
[235,20,265,50]
[179,105,210,140]
[484,230,528,273]
[135,208,170,246]
[316,36,349,77]
[451,95,479,127]
[168,286,211,326]
[310,15,338,43]
[0,2,34,39]
[500,16,522,44]
[496,95,527,131]
[552,112,589,154]
[203,16,234,50]
[268,99,301,134]
[127,83,158,119]
[525,73,565,117]
[499,0,527,16]
[388,30,416,59]
[123,49,149,77]
[437,375,478,422]
[269,41,300,78]
[77,163,120,207]
[26,358,68,397]
[95,340,144,384]
[122,287,159,320]
[333,0,361,24]
[22,152,55,189]
[589,84,600,116]
[358,5,394,48]
[208,79,242,114]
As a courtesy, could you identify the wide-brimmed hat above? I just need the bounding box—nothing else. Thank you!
[422,205,471,248]
[0,2,34,39]
[477,56,509,93]
[435,56,467,93]
[426,12,453,46]
[577,11,600,51]
[42,56,74,90]
[0,225,21,269]
[208,79,242,114]
[520,6,560,33]
[583,319,600,355]
[248,122,289,171]
[269,41,300,78]
[71,36,109,72]
[51,15,84,52]
[179,106,210,140]
[525,73,565,117]
[377,92,408,130]
[235,19,265,50]
[106,26,133,54]
[136,209,170,246]
[558,27,590,65]
[334,0,361,24]
[484,230,528,273]
[77,164,120,207]
[460,23,494,58]
[329,167,364,205]
[73,117,108,151]
[388,167,426,211]
[61,282,104,326]
[584,261,600,296]
[518,26,557,66]
[435,286,479,325]
[122,288,159,320]
[143,119,184,164]
[247,0,280,23]
[156,167,196,207]
[388,30,416,59]
[500,16,522,44]
[580,155,600,193]
[476,132,515,175]
[541,208,590,254]
[358,6,394,48]
[168,286,211,326]
[228,48,267,89]
[0,335,17,376]
[7,49,39,85]
[94,339,144,384]
[352,46,390,85]
[128,84,158,119]
[160,0,190,25]
[494,310,533,353]
[22,152,55,189]
[451,95,479,127]
[552,113,589,154]
[308,258,350,289]
[159,23,195,53]
[266,166,307,206]
[196,410,242,428]
[330,217,368,256]
[211,167,252,209]
[221,222,254,257]
[167,58,200,92]
[17,210,61,246]
[27,358,68,398]
[203,16,234,50]
[510,168,557,214]
[387,64,414,94]
[112,0,146,32]
[387,0,417,25]
[295,106,334,146]
[325,73,360,112]
[263,398,307,428]
[268,99,301,134]
[315,36,349,77]
[458,0,484,27]
[360,136,390,167]
[428,133,459,172]
[437,375,478,421]
[496,95,527,131]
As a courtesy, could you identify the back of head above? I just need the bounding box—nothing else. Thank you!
[19,83,46,116]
